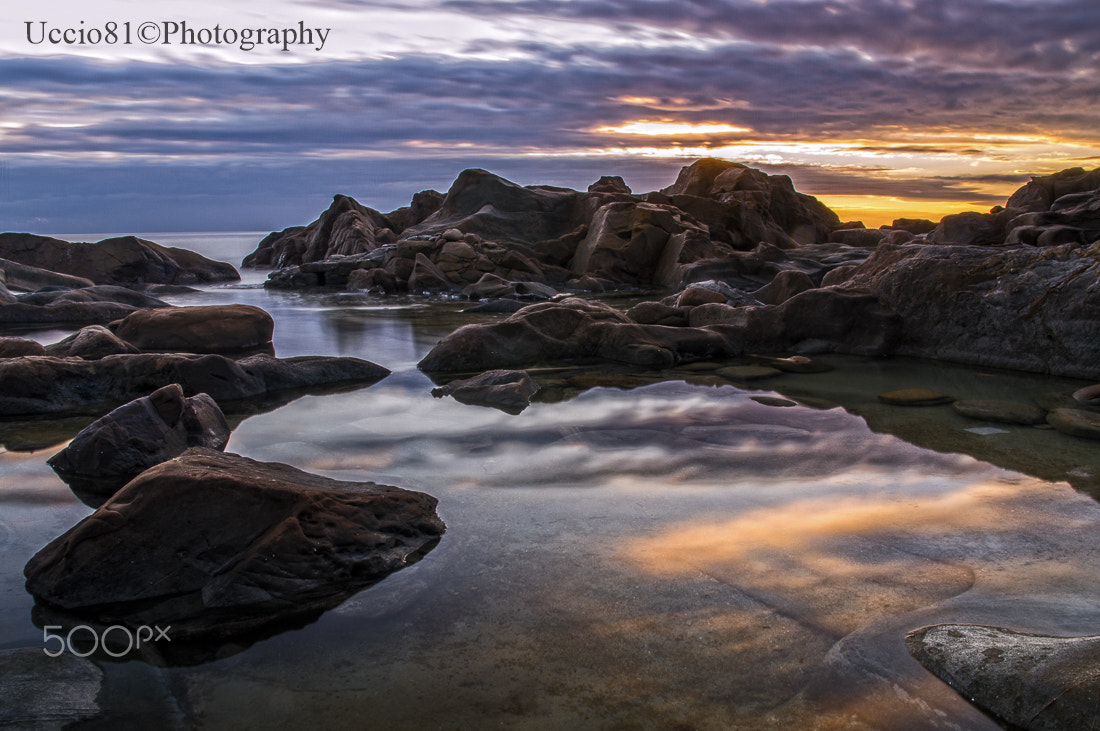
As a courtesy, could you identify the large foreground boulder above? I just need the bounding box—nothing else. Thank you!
[0,352,390,417]
[907,624,1100,730]
[25,448,445,642]
[0,233,239,286]
[108,304,275,352]
[47,384,230,500]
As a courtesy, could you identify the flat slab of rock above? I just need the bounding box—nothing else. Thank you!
[431,369,540,414]
[109,304,274,352]
[953,399,1047,425]
[1046,408,1100,440]
[25,448,446,643]
[907,624,1100,730]
[0,648,103,729]
[0,352,390,417]
[47,383,230,501]
[877,388,954,406]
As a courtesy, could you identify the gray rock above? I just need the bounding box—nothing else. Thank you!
[431,369,540,414]
[953,399,1047,425]
[907,623,1100,731]
[47,383,231,500]
[25,447,445,642]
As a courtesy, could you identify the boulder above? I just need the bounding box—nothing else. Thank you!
[109,304,275,352]
[25,448,445,641]
[752,269,815,305]
[431,369,540,414]
[47,384,231,500]
[907,624,1100,731]
[588,175,632,194]
[1046,408,1100,440]
[44,325,140,359]
[1072,384,1100,409]
[0,233,239,286]
[0,257,94,291]
[0,352,390,417]
[0,336,45,358]
[677,286,728,308]
[838,240,1100,379]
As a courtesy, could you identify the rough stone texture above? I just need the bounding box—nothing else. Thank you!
[109,304,275,352]
[0,233,239,286]
[419,298,739,372]
[44,325,140,359]
[953,399,1047,425]
[907,624,1100,731]
[47,383,231,499]
[838,240,1100,379]
[0,257,95,291]
[25,448,445,641]
[431,369,540,414]
[0,352,390,417]
[0,336,46,358]
[0,648,103,729]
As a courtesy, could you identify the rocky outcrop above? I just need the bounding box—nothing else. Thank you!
[25,447,445,642]
[0,233,239,286]
[47,384,230,500]
[0,352,390,417]
[907,624,1100,731]
[247,160,849,294]
[832,240,1100,379]
[0,285,172,327]
[431,369,540,413]
[107,304,275,353]
[0,257,94,291]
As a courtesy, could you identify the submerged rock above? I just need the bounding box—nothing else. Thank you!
[431,369,540,414]
[1046,408,1100,440]
[907,624,1100,731]
[877,389,954,406]
[953,399,1047,425]
[25,448,445,642]
[47,384,230,501]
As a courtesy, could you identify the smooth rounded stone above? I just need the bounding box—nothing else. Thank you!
[24,447,446,643]
[677,286,728,308]
[1072,384,1100,409]
[953,399,1047,425]
[44,325,140,359]
[47,383,231,501]
[877,388,954,406]
[431,369,540,414]
[748,354,833,373]
[750,396,798,407]
[626,301,689,326]
[907,624,1100,730]
[0,648,103,728]
[1046,408,1100,440]
[715,365,782,381]
[0,336,45,358]
[109,304,275,352]
[442,228,465,242]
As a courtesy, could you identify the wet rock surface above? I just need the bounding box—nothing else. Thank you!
[907,624,1100,731]
[25,448,446,645]
[431,369,540,414]
[47,383,231,501]
[0,648,103,729]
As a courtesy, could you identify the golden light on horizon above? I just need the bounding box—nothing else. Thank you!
[597,121,753,136]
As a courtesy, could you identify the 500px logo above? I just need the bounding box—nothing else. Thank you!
[43,624,170,658]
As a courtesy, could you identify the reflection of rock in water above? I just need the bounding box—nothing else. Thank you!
[24,448,445,666]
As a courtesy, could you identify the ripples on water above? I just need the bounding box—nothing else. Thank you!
[3,233,1100,729]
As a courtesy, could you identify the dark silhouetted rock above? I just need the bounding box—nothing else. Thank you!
[47,384,230,500]
[25,447,445,641]
[0,233,239,286]
[753,269,814,305]
[0,352,390,417]
[907,624,1100,731]
[588,175,631,194]
[0,257,94,291]
[109,304,274,352]
[431,369,540,413]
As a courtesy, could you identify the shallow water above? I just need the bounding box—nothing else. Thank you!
[4,233,1100,729]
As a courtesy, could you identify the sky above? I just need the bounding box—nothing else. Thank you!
[0,0,1098,234]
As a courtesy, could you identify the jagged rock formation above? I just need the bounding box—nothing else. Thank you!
[245,159,853,293]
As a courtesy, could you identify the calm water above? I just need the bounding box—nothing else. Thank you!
[3,233,1100,729]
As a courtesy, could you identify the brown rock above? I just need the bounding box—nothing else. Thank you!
[109,304,274,352]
